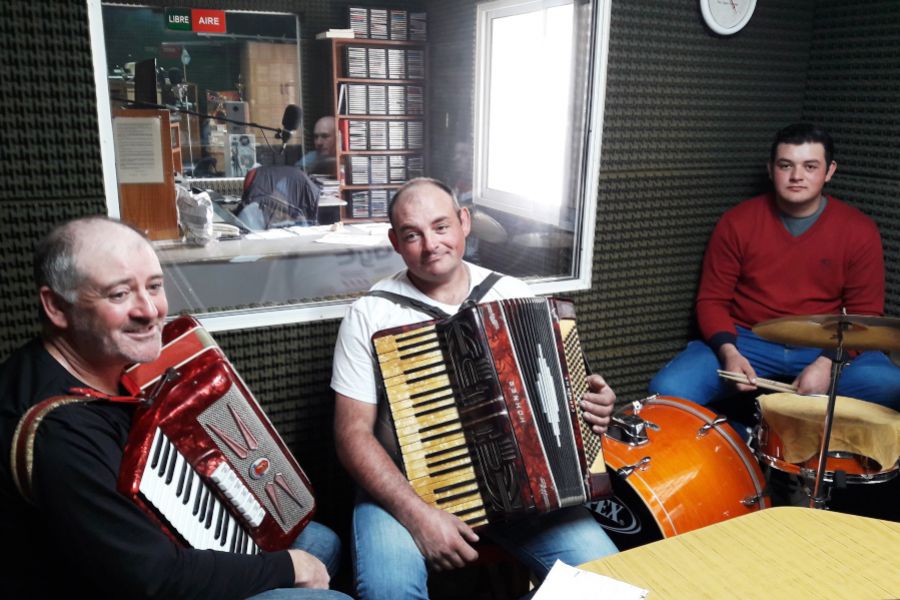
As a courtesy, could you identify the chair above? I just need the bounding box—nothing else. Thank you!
[236,165,320,230]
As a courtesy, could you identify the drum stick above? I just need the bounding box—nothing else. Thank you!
[716,370,798,393]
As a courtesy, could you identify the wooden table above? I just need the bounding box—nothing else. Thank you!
[579,506,900,599]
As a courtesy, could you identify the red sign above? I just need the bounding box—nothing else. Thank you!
[192,9,226,33]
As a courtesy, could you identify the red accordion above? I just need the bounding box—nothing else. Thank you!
[117,316,315,553]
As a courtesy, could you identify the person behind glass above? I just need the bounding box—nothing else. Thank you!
[331,178,618,599]
[649,123,900,419]
[296,116,337,176]
[0,216,350,599]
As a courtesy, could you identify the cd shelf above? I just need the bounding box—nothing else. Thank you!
[330,37,427,222]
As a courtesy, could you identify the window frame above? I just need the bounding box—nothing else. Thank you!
[474,0,611,297]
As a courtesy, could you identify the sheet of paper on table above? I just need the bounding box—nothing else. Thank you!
[533,560,649,600]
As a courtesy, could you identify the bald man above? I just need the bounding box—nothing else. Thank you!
[0,216,348,599]
[297,116,337,176]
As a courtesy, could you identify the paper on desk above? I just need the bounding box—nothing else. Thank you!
[244,229,296,240]
[315,232,388,247]
[533,560,649,600]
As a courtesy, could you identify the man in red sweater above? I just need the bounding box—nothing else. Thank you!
[649,123,900,419]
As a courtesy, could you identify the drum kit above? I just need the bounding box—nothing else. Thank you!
[590,313,900,550]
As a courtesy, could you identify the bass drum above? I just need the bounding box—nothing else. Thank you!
[589,395,769,550]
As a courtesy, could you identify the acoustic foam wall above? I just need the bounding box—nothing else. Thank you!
[802,0,900,316]
[573,0,815,400]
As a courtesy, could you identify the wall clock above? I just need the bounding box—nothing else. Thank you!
[700,0,757,36]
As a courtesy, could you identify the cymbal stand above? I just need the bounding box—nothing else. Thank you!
[809,323,847,509]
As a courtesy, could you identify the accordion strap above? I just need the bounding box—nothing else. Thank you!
[10,389,140,504]
[367,271,504,319]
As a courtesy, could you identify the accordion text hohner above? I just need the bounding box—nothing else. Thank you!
[373,297,611,529]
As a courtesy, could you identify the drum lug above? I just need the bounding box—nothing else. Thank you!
[616,456,651,478]
[697,415,728,437]
[741,493,764,508]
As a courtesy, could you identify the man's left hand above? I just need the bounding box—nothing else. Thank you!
[793,356,833,395]
[581,374,616,434]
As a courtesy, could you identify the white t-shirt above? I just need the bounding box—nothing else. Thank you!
[331,262,533,459]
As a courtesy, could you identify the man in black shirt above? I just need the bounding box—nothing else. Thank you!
[0,216,348,599]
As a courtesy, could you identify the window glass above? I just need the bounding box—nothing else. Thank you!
[88,0,610,329]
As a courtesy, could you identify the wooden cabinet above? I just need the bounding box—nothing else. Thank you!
[113,109,181,240]
[330,38,427,222]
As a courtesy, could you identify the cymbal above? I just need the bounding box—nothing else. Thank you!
[753,314,900,352]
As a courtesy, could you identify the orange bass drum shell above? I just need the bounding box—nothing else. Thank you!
[589,396,769,550]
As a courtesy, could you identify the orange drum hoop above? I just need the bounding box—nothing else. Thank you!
[755,399,899,485]
[590,395,769,550]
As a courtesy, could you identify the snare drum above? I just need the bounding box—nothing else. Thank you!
[589,395,769,551]
[755,393,900,485]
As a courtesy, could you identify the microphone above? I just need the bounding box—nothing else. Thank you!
[278,104,302,144]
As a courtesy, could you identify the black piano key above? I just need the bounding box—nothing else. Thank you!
[150,430,165,470]
[214,504,225,542]
[158,440,173,477]
[176,460,188,497]
[232,527,242,553]
[182,470,194,505]
[201,489,212,527]
[193,482,205,516]
[165,449,178,485]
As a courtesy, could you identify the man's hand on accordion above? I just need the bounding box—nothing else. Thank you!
[581,374,616,434]
[288,549,331,589]
[408,504,480,571]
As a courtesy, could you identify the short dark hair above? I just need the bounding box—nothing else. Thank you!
[387,177,459,228]
[769,123,834,165]
[33,216,149,302]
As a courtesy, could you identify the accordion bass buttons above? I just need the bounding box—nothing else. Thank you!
[210,462,266,527]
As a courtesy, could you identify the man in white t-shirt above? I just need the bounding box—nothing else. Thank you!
[331,178,618,599]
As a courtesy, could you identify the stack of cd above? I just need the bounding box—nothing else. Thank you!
[369,121,388,150]
[368,47,387,79]
[407,86,424,115]
[388,48,407,79]
[390,10,408,40]
[370,189,389,218]
[407,50,425,79]
[349,155,370,185]
[409,12,427,41]
[407,121,424,150]
[367,85,387,114]
[389,122,407,150]
[347,84,367,115]
[346,46,367,78]
[369,8,389,39]
[371,156,389,185]
[388,85,406,115]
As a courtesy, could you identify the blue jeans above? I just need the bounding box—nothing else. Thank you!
[351,493,618,600]
[247,521,351,600]
[649,326,900,410]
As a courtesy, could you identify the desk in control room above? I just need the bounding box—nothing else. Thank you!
[155,224,404,314]
[579,506,900,599]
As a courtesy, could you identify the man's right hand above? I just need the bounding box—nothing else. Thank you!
[288,549,330,588]
[405,504,480,571]
[718,343,758,391]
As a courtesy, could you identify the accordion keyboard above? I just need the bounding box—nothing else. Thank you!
[138,428,260,554]
[376,325,490,528]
